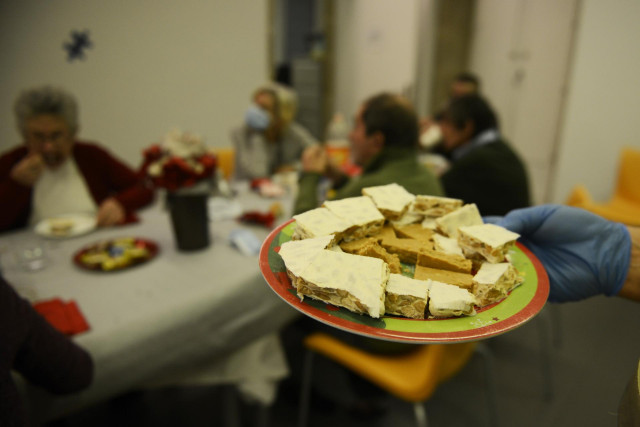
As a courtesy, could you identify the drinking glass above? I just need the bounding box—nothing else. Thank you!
[14,239,48,272]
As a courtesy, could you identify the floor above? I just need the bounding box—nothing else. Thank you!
[45,295,640,427]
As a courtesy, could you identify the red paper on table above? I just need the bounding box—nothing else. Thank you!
[237,211,275,228]
[33,298,90,336]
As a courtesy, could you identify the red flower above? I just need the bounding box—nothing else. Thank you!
[140,146,218,191]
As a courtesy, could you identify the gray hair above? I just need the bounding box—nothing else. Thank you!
[14,86,79,135]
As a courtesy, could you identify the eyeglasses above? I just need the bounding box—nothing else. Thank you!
[27,130,69,146]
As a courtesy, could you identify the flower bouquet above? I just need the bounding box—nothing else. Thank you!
[141,128,217,191]
[142,129,217,251]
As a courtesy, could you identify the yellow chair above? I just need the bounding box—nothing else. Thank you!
[566,147,640,226]
[298,332,498,427]
[210,147,235,180]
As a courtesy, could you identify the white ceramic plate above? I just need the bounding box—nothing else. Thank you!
[35,214,97,239]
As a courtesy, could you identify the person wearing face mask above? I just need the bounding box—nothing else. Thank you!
[0,86,154,233]
[231,85,319,180]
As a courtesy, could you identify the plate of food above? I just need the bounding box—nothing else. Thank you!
[35,214,97,239]
[73,237,159,272]
[258,186,549,343]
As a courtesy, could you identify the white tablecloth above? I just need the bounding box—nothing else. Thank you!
[1,188,299,421]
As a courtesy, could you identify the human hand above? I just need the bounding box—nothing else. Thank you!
[301,145,328,174]
[10,152,45,187]
[493,205,631,302]
[419,117,434,134]
[96,198,126,227]
[274,164,297,174]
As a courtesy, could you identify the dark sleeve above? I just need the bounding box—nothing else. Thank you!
[441,144,530,216]
[0,148,33,232]
[105,155,155,212]
[441,160,488,207]
[0,372,28,427]
[0,277,94,395]
[77,143,154,212]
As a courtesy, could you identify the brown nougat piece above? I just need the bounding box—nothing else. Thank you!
[414,265,474,291]
[417,249,472,274]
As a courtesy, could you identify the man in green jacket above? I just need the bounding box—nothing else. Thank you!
[294,93,442,214]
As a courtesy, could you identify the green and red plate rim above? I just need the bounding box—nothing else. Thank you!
[259,219,549,343]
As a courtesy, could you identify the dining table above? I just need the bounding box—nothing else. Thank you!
[0,181,300,423]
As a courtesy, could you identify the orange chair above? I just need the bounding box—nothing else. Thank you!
[298,332,498,427]
[210,147,235,180]
[566,147,640,226]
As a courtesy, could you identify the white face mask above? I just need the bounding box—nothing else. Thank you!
[245,104,271,130]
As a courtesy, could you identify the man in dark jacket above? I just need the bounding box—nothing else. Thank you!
[437,94,530,215]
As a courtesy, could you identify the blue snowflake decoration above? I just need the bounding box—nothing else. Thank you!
[64,30,93,62]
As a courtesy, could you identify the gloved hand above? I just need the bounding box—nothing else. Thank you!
[490,205,631,302]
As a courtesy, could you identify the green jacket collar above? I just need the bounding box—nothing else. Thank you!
[362,146,417,173]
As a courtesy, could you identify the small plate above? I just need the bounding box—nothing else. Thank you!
[73,237,159,272]
[259,220,550,343]
[35,214,97,239]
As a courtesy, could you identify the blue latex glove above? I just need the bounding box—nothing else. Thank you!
[490,205,631,302]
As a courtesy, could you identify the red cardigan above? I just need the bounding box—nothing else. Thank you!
[0,141,154,232]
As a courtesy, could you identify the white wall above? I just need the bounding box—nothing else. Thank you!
[332,0,419,122]
[470,0,578,204]
[552,0,640,203]
[0,0,268,166]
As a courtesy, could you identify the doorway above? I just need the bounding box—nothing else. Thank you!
[269,0,334,140]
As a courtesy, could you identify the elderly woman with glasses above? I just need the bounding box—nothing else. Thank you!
[0,86,154,232]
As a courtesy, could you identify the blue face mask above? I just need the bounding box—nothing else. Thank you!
[245,104,271,130]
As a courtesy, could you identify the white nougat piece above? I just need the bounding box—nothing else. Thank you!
[323,196,385,240]
[427,280,476,318]
[458,223,520,263]
[292,207,353,240]
[323,196,385,225]
[473,262,523,307]
[411,195,463,217]
[278,235,334,278]
[421,217,438,230]
[385,274,430,319]
[390,210,424,227]
[296,250,390,318]
[362,183,416,219]
[432,234,464,257]
[435,203,483,238]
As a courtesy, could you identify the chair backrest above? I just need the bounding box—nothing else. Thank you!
[617,147,640,202]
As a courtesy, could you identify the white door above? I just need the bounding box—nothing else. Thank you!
[470,0,579,204]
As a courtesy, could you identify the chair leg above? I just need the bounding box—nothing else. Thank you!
[413,402,429,427]
[298,350,315,427]
[254,402,269,427]
[223,385,242,427]
[475,342,499,427]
